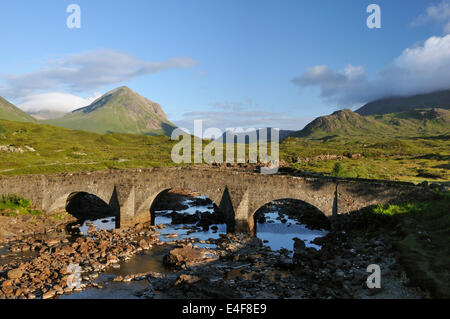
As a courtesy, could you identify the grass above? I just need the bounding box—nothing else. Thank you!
[281,135,450,183]
[356,192,450,298]
[0,119,181,176]
[49,211,72,221]
[0,195,42,217]
[0,118,449,184]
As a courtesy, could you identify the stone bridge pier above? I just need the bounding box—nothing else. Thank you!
[0,167,431,233]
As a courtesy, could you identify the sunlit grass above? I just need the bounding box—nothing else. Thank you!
[0,195,42,217]
[359,191,450,298]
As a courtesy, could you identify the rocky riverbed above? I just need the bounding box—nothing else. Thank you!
[0,221,428,299]
[0,190,430,299]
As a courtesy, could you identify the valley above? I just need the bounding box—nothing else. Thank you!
[0,86,449,300]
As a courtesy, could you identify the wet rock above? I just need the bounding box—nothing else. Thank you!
[1,280,13,289]
[175,274,201,286]
[139,239,150,250]
[7,269,23,279]
[42,290,56,299]
[107,255,119,264]
[163,246,211,268]
[46,239,59,247]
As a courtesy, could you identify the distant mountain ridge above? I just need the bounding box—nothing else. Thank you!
[356,89,450,116]
[217,128,295,143]
[0,96,36,123]
[45,86,176,136]
[290,108,450,139]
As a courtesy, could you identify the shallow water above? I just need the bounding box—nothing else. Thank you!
[106,245,172,276]
[78,216,117,235]
[0,242,40,266]
[60,245,171,299]
[42,197,327,298]
[156,214,226,243]
[153,196,226,245]
[60,277,150,299]
[255,212,328,252]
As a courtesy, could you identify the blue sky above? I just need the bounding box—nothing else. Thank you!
[1,0,449,131]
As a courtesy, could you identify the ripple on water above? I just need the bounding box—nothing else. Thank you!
[256,212,328,252]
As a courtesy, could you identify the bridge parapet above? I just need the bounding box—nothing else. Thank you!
[0,167,432,233]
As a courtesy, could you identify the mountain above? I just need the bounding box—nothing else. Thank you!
[45,86,176,136]
[291,109,385,139]
[356,89,450,116]
[290,108,450,139]
[217,128,295,144]
[0,96,36,123]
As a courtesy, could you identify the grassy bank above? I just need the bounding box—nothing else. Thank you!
[280,135,450,183]
[352,192,450,298]
[0,195,42,217]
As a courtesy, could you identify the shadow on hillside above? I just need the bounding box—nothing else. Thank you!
[407,134,450,141]
[412,154,450,161]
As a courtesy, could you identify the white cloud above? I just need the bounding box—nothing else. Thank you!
[18,92,102,113]
[412,0,450,33]
[292,34,450,106]
[2,50,196,95]
[0,49,196,112]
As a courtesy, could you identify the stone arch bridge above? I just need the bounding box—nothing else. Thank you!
[0,167,430,232]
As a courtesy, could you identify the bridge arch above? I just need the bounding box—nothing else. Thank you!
[0,167,427,232]
[130,176,230,227]
[251,198,330,235]
[48,190,116,221]
[230,185,336,233]
[148,188,226,225]
[47,189,113,214]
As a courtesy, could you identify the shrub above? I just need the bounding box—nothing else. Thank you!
[0,195,41,217]
[331,162,344,177]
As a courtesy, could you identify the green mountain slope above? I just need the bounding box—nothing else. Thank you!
[291,108,450,139]
[45,86,176,136]
[356,89,450,116]
[0,97,36,123]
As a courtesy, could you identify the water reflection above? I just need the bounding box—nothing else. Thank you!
[153,196,226,246]
[60,277,150,299]
[78,216,117,235]
[255,212,328,251]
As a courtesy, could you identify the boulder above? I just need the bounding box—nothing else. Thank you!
[163,246,209,268]
[175,274,201,286]
[7,269,23,279]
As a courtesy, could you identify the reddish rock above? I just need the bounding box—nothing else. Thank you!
[7,269,23,279]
